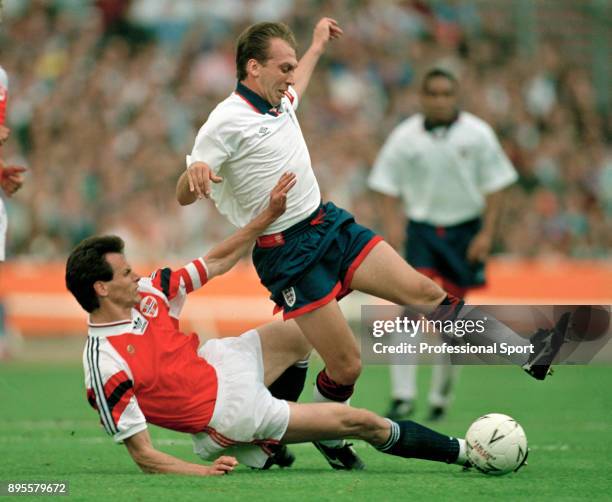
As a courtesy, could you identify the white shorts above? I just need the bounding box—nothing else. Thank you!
[191,329,290,468]
[0,198,6,261]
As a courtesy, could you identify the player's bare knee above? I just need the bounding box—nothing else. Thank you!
[340,408,381,440]
[327,358,361,385]
[415,275,445,304]
[293,341,312,362]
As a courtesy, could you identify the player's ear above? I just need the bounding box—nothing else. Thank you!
[247,58,260,78]
[93,280,109,299]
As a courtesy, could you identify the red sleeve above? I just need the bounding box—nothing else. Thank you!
[150,258,209,300]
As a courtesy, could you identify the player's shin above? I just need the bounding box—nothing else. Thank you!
[313,369,354,447]
[262,360,309,470]
[429,295,532,365]
[268,359,309,401]
[376,419,467,465]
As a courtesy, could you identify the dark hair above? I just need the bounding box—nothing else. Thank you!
[421,68,459,92]
[65,235,125,313]
[236,22,297,81]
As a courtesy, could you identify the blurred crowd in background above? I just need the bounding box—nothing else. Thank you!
[1,0,610,262]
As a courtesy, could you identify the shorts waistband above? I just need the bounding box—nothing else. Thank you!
[409,217,481,231]
[256,203,325,248]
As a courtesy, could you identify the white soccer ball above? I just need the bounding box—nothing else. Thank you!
[465,413,528,475]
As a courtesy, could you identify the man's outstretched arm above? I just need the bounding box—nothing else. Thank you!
[293,17,343,100]
[125,429,238,476]
[177,161,224,204]
[204,172,296,280]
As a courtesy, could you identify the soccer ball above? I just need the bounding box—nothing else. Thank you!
[465,413,528,475]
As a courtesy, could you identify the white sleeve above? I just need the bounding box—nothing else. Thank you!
[0,66,8,89]
[186,119,231,175]
[84,338,147,443]
[478,126,518,194]
[368,126,406,197]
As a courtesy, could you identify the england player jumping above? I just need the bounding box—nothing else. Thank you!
[175,19,569,469]
[176,17,456,471]
[67,174,471,474]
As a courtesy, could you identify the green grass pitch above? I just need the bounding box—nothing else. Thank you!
[1,361,611,501]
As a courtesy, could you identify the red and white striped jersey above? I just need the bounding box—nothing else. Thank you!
[83,257,218,443]
[0,65,8,125]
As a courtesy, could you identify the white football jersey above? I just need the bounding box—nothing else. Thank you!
[187,84,320,232]
[368,112,518,226]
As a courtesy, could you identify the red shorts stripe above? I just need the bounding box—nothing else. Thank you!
[203,426,282,450]
[282,282,342,320]
[340,235,384,296]
[415,267,478,299]
[415,266,438,280]
[204,426,236,448]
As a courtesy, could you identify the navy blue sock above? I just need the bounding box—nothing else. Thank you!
[268,360,308,402]
[376,420,460,464]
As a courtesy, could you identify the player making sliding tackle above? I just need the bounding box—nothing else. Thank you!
[67,173,473,474]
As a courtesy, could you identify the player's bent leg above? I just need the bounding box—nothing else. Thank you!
[292,300,365,467]
[282,402,389,445]
[256,320,312,470]
[293,300,362,386]
[349,240,446,310]
[283,402,467,466]
[256,319,312,387]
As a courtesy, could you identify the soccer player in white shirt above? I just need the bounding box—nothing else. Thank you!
[368,68,518,421]
[175,18,463,469]
[176,20,566,469]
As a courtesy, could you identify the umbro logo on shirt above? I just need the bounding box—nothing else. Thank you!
[258,126,271,137]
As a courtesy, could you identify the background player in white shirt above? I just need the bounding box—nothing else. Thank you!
[368,69,518,421]
[67,173,472,475]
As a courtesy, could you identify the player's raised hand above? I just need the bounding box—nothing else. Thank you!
[186,161,223,199]
[206,455,238,475]
[312,18,343,50]
[267,172,296,219]
[0,163,26,196]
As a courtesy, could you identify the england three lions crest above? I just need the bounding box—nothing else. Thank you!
[282,287,296,307]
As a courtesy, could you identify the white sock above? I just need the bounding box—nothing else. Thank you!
[454,438,467,465]
[312,385,348,448]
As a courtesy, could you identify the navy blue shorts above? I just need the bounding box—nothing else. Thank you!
[405,218,485,292]
[252,202,382,319]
